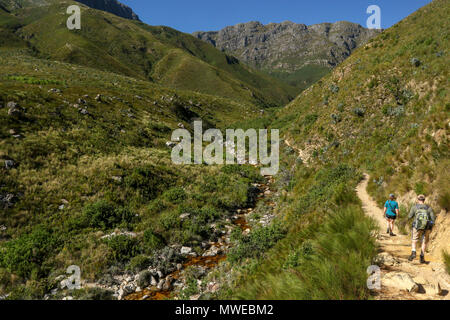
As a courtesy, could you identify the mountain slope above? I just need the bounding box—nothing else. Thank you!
[0,0,294,107]
[217,0,449,300]
[0,41,266,299]
[194,21,378,90]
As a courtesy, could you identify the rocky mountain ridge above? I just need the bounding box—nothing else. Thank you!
[194,21,379,89]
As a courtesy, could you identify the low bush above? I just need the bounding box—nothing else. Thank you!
[143,230,165,252]
[83,200,135,230]
[228,222,286,263]
[443,251,450,275]
[0,226,60,278]
[105,235,141,263]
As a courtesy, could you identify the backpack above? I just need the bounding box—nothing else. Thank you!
[414,205,430,230]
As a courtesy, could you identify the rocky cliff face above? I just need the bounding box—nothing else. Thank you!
[194,21,379,88]
[75,0,140,21]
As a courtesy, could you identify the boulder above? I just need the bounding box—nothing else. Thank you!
[137,270,153,288]
[162,276,173,291]
[202,246,220,257]
[382,272,419,293]
[373,252,399,267]
[411,58,421,67]
[0,193,17,209]
[4,160,16,169]
[7,102,24,118]
[180,246,192,255]
[423,281,443,296]
[179,213,190,220]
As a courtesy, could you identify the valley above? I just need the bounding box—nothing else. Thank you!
[0,0,449,302]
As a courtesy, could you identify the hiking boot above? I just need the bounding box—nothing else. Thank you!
[420,255,426,264]
[408,251,417,261]
[387,228,390,234]
[390,232,396,237]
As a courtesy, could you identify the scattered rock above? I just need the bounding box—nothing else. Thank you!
[4,159,16,170]
[423,281,443,296]
[373,252,400,267]
[79,109,89,115]
[137,270,153,288]
[101,231,137,240]
[111,176,123,183]
[0,193,17,209]
[181,247,192,255]
[156,279,165,291]
[382,272,419,293]
[411,58,421,67]
[48,88,61,93]
[7,102,24,118]
[163,276,173,291]
[202,246,220,257]
[179,213,190,220]
[207,282,220,293]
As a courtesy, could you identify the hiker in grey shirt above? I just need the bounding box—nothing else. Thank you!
[407,194,436,264]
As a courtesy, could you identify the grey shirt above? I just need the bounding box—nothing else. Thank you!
[408,203,436,224]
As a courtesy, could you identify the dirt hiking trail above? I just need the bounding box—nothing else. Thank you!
[357,174,450,300]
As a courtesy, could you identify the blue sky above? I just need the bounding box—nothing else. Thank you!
[120,0,432,33]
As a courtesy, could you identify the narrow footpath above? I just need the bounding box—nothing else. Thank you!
[357,174,450,300]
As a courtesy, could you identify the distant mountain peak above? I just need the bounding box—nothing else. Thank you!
[75,0,140,21]
[193,20,379,90]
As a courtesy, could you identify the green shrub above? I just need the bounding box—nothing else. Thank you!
[158,210,180,230]
[228,222,286,263]
[179,275,199,300]
[143,230,165,251]
[0,226,60,278]
[105,235,141,262]
[127,255,152,272]
[443,251,450,275]
[162,187,186,203]
[125,167,168,200]
[83,200,135,230]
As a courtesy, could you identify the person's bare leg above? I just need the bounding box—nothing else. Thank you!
[412,239,417,252]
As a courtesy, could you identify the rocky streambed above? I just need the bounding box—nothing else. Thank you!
[120,175,275,301]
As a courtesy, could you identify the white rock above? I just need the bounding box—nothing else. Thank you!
[374,252,399,267]
[423,281,442,296]
[382,272,419,293]
[181,246,192,255]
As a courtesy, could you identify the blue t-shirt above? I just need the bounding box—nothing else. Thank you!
[385,200,399,217]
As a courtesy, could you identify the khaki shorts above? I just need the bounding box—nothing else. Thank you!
[412,228,431,242]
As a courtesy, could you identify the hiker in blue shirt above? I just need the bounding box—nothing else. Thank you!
[383,193,399,236]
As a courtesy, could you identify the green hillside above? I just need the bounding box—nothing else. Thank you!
[216,0,449,299]
[0,0,295,107]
